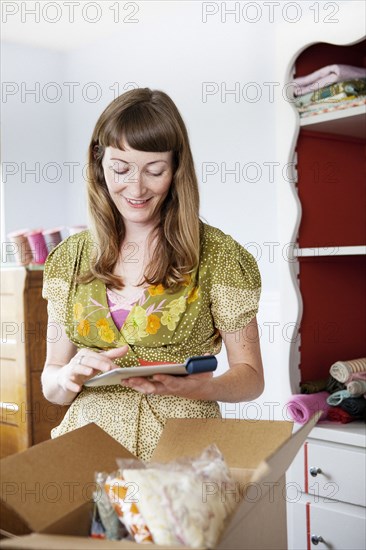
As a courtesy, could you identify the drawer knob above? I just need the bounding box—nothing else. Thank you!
[309,466,322,477]
[311,535,324,545]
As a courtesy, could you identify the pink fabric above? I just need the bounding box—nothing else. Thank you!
[106,287,146,331]
[292,64,366,96]
[286,392,331,424]
[107,292,130,330]
[349,371,366,382]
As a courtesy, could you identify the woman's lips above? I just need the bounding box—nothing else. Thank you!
[125,197,152,208]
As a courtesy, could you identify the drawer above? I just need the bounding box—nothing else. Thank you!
[287,439,366,507]
[0,294,20,324]
[287,494,366,550]
[0,342,19,360]
[0,268,25,295]
[0,358,24,404]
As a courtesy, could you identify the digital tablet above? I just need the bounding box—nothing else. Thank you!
[83,355,218,387]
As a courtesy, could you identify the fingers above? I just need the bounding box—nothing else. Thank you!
[121,377,163,395]
[121,374,181,395]
[65,379,83,394]
[102,345,129,360]
[121,369,215,399]
[76,353,111,373]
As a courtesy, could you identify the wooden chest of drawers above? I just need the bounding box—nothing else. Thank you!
[0,267,68,458]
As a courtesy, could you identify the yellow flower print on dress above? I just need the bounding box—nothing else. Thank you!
[146,314,161,335]
[77,319,90,337]
[73,302,84,320]
[168,296,187,316]
[148,284,165,296]
[96,318,115,344]
[122,305,148,343]
[161,309,180,331]
[187,286,200,304]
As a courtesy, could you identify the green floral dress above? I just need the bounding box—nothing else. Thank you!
[42,222,261,460]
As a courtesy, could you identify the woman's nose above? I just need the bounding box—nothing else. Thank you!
[126,169,145,195]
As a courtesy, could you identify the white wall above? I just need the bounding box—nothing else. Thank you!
[1,43,69,233]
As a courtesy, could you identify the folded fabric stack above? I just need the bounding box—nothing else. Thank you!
[286,357,366,424]
[291,64,366,119]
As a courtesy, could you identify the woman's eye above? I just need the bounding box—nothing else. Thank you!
[149,172,163,177]
[113,170,128,175]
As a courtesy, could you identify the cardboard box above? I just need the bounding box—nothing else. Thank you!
[0,415,320,549]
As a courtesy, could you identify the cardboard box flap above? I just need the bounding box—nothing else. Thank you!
[0,424,135,535]
[217,413,321,548]
[251,412,322,485]
[151,418,294,467]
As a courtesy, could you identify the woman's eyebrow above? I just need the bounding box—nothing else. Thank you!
[110,158,169,165]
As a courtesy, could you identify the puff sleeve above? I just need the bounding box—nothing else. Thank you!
[209,234,261,333]
[42,233,84,327]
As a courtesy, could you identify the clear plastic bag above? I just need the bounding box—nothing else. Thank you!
[114,444,238,548]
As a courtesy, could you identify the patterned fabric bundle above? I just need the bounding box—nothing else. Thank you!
[291,64,366,119]
[294,78,366,110]
[330,358,366,384]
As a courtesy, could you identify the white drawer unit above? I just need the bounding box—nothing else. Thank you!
[288,494,366,550]
[287,423,366,550]
[289,438,366,508]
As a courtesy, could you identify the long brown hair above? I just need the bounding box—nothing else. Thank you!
[80,88,201,291]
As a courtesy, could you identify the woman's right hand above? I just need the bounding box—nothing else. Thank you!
[56,345,130,394]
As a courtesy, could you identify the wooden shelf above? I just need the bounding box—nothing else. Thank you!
[300,104,366,139]
[295,245,366,257]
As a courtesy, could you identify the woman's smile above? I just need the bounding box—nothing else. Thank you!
[125,197,153,207]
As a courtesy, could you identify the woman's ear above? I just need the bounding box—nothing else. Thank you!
[93,143,103,161]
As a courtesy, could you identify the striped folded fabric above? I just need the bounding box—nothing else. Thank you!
[330,358,366,384]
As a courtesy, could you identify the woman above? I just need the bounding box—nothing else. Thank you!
[41,88,264,460]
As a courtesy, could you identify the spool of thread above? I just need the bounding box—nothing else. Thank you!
[68,225,87,235]
[25,230,49,264]
[42,227,63,252]
[7,229,34,265]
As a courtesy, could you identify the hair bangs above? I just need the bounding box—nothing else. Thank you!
[102,103,180,154]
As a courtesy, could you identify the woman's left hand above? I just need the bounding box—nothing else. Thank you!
[120,371,214,400]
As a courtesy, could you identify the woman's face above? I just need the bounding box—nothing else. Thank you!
[102,141,174,230]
